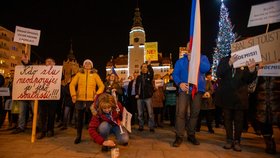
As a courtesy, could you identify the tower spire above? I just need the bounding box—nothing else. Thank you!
[67,39,76,60]
[132,7,143,27]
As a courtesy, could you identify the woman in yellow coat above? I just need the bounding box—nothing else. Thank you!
[70,59,105,144]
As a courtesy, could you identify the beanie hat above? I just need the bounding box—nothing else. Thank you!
[83,59,93,68]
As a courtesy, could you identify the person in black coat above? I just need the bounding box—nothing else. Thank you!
[135,60,155,132]
[216,54,257,152]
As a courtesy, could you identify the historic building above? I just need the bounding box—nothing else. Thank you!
[0,26,31,78]
[106,8,172,81]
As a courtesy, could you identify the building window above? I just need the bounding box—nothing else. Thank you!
[11,46,17,51]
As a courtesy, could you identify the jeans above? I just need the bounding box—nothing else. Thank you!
[137,97,155,129]
[175,92,202,137]
[18,100,34,129]
[98,121,129,145]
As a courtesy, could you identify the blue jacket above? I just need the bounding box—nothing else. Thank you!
[172,54,210,93]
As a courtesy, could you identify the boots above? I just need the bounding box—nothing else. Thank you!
[264,135,276,154]
[172,136,183,147]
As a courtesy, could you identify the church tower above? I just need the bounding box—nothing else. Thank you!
[128,7,145,76]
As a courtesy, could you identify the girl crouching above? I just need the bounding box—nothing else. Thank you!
[88,93,129,151]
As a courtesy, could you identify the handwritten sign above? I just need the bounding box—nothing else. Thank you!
[232,45,262,68]
[121,107,132,133]
[145,42,158,61]
[231,29,280,65]
[12,65,62,100]
[0,87,10,96]
[248,1,280,27]
[258,62,280,76]
[155,79,164,88]
[14,26,41,46]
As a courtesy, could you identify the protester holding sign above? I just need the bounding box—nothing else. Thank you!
[216,54,257,152]
[70,59,105,144]
[36,58,59,139]
[88,93,129,151]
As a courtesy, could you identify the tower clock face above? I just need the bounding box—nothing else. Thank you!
[134,37,139,43]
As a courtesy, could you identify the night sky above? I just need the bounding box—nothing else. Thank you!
[1,0,279,79]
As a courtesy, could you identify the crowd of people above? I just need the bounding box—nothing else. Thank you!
[0,52,279,155]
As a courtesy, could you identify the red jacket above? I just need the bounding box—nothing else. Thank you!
[88,102,123,145]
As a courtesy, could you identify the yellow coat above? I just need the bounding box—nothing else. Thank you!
[70,70,104,101]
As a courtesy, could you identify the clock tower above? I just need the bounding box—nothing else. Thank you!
[128,7,145,77]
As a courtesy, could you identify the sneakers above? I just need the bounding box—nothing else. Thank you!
[233,141,242,152]
[11,127,24,134]
[172,136,183,147]
[187,135,200,145]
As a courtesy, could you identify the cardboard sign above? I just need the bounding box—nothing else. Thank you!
[12,65,62,100]
[121,107,132,133]
[248,1,280,27]
[0,87,10,96]
[231,29,280,65]
[145,42,158,61]
[232,45,262,68]
[258,62,280,76]
[14,26,41,46]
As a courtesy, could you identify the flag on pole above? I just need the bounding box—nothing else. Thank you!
[111,65,119,78]
[188,0,201,98]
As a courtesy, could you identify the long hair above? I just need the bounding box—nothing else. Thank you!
[92,93,117,116]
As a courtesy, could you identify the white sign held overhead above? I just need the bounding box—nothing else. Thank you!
[14,26,41,46]
[232,45,262,68]
[258,62,280,76]
[248,0,280,27]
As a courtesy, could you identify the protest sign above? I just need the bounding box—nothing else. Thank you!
[12,65,62,100]
[258,62,280,76]
[248,1,280,27]
[154,79,164,88]
[231,29,280,65]
[14,26,41,46]
[121,107,132,133]
[145,42,158,61]
[232,45,262,68]
[0,87,10,96]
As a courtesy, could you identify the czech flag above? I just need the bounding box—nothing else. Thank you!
[188,0,201,98]
[111,65,119,78]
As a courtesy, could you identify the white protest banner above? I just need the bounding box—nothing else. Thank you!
[231,29,280,65]
[154,79,164,88]
[121,107,132,133]
[12,65,62,100]
[248,1,280,27]
[232,45,262,68]
[14,26,41,46]
[0,87,10,96]
[258,62,280,76]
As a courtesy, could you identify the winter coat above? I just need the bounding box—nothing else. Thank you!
[70,69,104,101]
[135,64,154,99]
[151,86,165,108]
[201,80,215,110]
[215,56,257,110]
[172,54,210,93]
[88,102,123,145]
[254,76,280,126]
[164,80,177,107]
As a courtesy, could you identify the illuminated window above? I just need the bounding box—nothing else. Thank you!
[11,56,16,59]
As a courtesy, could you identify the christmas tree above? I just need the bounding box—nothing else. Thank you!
[212,0,236,80]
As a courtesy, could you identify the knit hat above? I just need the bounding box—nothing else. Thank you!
[83,59,93,68]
